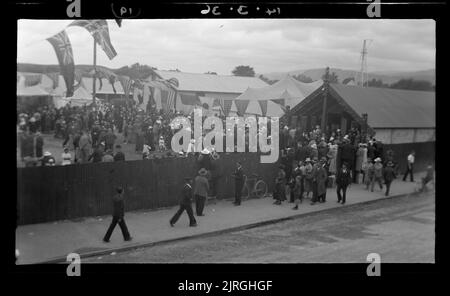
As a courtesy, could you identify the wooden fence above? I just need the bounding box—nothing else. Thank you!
[17,153,278,225]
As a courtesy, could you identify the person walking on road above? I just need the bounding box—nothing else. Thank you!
[231,162,245,206]
[336,162,352,204]
[103,187,132,243]
[371,158,384,192]
[194,168,209,216]
[170,177,197,227]
[316,157,328,203]
[364,158,375,190]
[383,161,396,196]
[403,151,415,182]
[420,163,434,192]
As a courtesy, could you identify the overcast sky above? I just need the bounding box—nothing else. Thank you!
[17,19,435,75]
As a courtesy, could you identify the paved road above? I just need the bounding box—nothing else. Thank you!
[85,191,434,263]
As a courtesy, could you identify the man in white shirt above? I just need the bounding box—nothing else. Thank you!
[403,150,415,182]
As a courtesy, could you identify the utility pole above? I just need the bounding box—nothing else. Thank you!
[92,39,97,104]
[358,39,372,87]
[320,67,330,132]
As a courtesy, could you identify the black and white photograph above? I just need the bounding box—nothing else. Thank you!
[16,16,435,266]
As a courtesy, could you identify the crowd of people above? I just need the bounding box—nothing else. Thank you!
[17,100,189,166]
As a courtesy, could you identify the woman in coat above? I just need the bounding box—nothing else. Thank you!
[303,159,314,199]
[274,166,286,205]
[327,141,338,175]
[315,158,328,203]
[355,144,365,183]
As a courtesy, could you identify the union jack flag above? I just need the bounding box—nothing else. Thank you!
[69,20,117,60]
[46,30,75,97]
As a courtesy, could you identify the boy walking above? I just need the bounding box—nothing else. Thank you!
[170,178,197,227]
[383,161,396,196]
[103,187,132,243]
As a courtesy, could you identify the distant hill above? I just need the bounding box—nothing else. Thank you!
[18,63,435,87]
[260,68,435,85]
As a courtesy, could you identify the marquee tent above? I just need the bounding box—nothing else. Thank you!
[233,75,323,116]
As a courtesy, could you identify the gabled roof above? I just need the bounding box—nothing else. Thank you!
[330,84,435,128]
[152,70,268,94]
[290,83,435,129]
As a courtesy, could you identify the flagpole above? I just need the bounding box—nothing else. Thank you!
[92,39,97,105]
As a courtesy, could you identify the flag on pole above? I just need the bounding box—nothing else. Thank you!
[223,100,233,117]
[118,75,133,96]
[161,89,176,112]
[69,20,117,60]
[46,30,75,97]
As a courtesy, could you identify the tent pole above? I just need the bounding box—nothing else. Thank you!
[92,39,97,105]
[320,67,330,132]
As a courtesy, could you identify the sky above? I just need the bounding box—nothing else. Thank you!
[17,19,435,75]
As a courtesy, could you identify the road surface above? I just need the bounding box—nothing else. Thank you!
[85,191,435,263]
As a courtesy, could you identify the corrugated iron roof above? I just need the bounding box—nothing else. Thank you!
[330,83,435,128]
[153,70,268,93]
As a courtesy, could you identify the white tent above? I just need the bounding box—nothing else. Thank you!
[234,75,323,116]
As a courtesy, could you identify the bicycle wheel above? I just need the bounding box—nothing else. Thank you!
[254,180,268,198]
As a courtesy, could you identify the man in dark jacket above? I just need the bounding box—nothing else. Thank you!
[170,178,197,227]
[88,144,104,163]
[383,161,396,196]
[339,138,355,180]
[232,162,245,206]
[336,162,352,204]
[113,144,126,161]
[103,187,132,242]
[194,168,210,216]
[35,132,44,158]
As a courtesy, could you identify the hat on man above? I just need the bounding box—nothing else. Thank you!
[305,158,311,163]
[201,148,210,155]
[321,157,327,162]
[375,157,382,162]
[387,161,394,166]
[198,168,208,176]
[44,151,51,157]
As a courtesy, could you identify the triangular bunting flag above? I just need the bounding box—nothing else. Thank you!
[258,100,268,117]
[235,100,250,116]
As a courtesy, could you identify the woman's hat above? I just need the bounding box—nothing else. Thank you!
[201,148,210,155]
[305,158,311,162]
[198,168,208,176]
[375,157,382,162]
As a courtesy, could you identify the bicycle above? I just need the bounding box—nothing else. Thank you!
[241,173,268,199]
